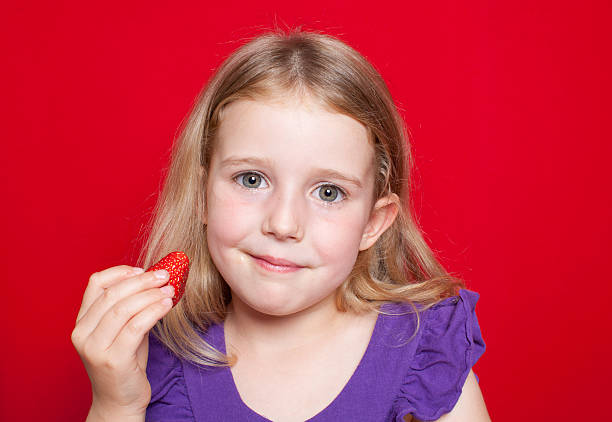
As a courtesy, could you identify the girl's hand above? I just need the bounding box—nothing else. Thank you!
[71,265,174,421]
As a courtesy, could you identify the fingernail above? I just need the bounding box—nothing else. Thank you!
[161,285,174,296]
[132,267,145,275]
[155,269,169,279]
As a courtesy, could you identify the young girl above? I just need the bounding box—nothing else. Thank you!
[72,28,489,422]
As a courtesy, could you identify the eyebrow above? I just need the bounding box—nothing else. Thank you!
[219,156,363,188]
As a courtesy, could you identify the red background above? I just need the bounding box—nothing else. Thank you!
[1,1,610,420]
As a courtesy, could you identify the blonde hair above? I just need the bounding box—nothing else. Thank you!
[138,27,465,367]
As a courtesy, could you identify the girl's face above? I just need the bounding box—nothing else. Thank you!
[204,96,396,317]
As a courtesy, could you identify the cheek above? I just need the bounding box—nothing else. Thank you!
[310,207,368,267]
[206,184,261,248]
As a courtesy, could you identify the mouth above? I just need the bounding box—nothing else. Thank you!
[248,253,306,274]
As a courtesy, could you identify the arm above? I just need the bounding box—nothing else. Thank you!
[86,405,146,422]
[410,370,491,422]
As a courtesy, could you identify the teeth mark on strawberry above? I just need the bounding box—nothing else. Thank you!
[146,251,190,306]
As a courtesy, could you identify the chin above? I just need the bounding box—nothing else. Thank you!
[243,292,305,317]
[230,285,316,317]
[240,285,338,318]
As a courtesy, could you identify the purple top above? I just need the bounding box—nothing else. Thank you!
[146,288,485,421]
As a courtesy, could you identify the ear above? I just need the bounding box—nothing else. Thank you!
[359,193,400,251]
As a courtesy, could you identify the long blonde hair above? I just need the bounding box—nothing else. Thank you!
[138,27,465,367]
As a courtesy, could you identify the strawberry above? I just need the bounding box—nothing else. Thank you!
[146,251,190,306]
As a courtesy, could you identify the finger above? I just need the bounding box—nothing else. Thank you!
[85,283,174,353]
[78,265,145,322]
[76,269,170,340]
[110,296,174,364]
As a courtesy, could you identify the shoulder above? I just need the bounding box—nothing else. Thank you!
[408,369,491,422]
[389,288,487,422]
[146,331,195,421]
[147,330,184,381]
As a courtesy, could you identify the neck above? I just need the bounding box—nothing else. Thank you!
[224,291,352,355]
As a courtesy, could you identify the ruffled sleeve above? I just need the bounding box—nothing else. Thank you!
[393,288,486,422]
[145,331,195,422]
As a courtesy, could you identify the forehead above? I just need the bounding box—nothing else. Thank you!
[214,98,375,181]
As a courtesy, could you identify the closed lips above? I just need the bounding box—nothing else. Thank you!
[250,254,304,268]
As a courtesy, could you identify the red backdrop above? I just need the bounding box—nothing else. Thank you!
[1,1,610,420]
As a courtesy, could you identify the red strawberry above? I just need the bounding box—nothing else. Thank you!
[146,251,190,306]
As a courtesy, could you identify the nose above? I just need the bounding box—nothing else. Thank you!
[262,187,304,241]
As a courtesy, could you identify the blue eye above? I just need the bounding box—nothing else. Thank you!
[234,173,345,205]
[235,172,269,189]
[316,184,345,203]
